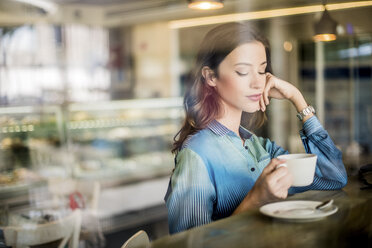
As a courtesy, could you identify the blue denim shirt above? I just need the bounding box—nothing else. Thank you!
[165,116,347,234]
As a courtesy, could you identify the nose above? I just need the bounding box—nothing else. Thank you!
[249,73,264,89]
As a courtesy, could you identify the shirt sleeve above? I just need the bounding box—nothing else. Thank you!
[258,116,347,194]
[289,116,348,193]
[165,148,216,234]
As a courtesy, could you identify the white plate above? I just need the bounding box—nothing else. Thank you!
[259,200,338,222]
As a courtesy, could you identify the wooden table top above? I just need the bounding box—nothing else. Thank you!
[151,176,372,248]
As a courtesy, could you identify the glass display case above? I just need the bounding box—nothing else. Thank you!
[0,97,183,239]
[0,105,65,201]
[0,97,183,198]
[66,97,183,186]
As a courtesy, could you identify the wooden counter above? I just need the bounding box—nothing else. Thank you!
[151,176,372,248]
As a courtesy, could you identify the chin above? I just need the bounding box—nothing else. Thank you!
[243,108,259,113]
[243,105,260,113]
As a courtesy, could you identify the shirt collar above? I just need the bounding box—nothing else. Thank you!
[239,125,253,140]
[207,119,231,136]
[207,119,252,139]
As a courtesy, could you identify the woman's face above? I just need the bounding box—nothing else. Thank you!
[214,41,267,114]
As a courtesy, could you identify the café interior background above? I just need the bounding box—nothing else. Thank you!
[0,0,372,246]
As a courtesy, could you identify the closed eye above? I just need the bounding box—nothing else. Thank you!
[236,71,248,76]
[258,72,266,75]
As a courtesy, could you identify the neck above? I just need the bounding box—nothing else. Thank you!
[216,107,242,137]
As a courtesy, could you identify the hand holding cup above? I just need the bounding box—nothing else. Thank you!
[277,153,317,187]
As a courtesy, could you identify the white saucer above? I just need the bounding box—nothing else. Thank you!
[259,200,338,222]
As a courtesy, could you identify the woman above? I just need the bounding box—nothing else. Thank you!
[164,22,347,234]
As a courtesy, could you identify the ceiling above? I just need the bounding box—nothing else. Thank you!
[45,0,344,9]
[0,0,370,27]
[51,0,183,6]
[1,0,330,13]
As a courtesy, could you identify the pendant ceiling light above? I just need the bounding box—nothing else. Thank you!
[313,3,338,42]
[188,0,224,10]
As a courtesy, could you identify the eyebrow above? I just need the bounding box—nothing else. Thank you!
[234,61,267,66]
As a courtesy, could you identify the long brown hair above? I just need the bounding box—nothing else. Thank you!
[172,22,272,153]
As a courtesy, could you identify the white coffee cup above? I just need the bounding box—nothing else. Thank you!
[277,153,317,187]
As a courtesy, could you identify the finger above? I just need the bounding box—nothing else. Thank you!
[269,166,289,182]
[265,96,270,106]
[265,84,271,105]
[262,162,276,175]
[260,95,265,112]
[276,182,292,200]
[277,172,293,189]
[276,163,287,170]
[270,175,291,199]
[278,189,288,199]
[263,158,285,174]
[264,76,271,105]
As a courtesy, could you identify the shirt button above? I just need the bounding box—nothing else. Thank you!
[244,146,248,149]
[251,168,255,172]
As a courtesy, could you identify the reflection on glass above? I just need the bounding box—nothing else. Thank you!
[0,24,110,105]
[299,36,372,168]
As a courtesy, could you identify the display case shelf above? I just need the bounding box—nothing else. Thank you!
[0,97,183,192]
[66,97,183,184]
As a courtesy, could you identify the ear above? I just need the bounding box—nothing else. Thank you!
[202,66,217,87]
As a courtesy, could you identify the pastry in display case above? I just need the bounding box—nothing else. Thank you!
[0,105,65,200]
[67,97,183,185]
[0,97,183,204]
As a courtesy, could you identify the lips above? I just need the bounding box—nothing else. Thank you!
[247,94,262,102]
